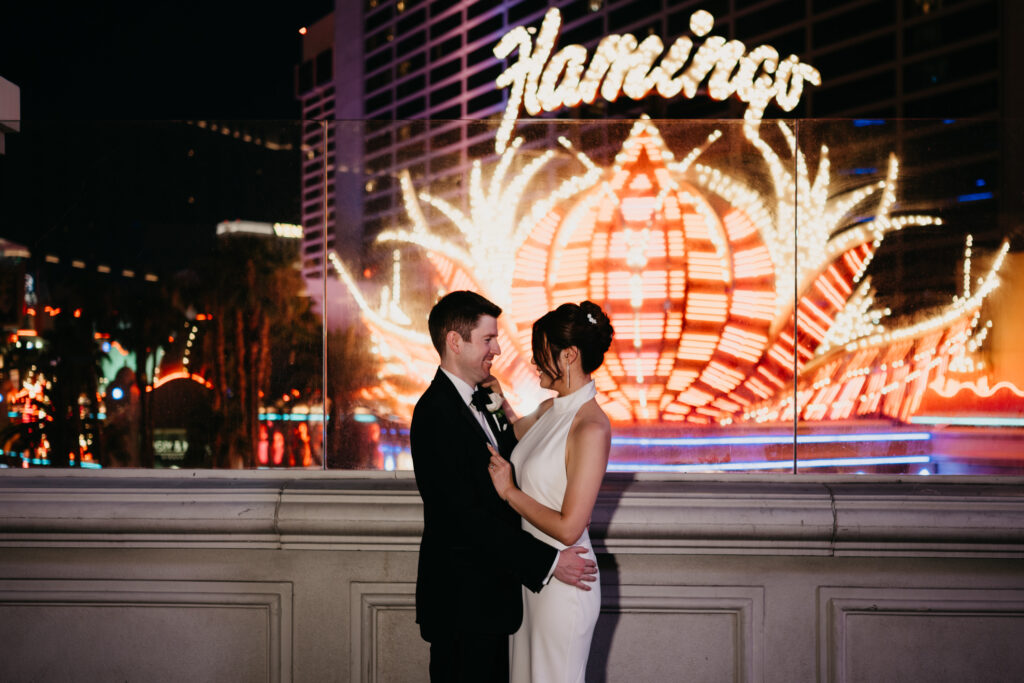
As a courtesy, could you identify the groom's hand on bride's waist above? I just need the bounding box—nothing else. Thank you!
[552,546,598,590]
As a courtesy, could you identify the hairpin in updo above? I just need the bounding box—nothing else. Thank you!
[586,313,597,324]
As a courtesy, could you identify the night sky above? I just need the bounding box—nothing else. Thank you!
[1,1,334,271]
[1,0,334,119]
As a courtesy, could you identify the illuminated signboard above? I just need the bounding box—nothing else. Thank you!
[329,9,1014,432]
[335,117,1009,425]
[154,428,188,464]
[216,220,303,239]
[273,223,303,239]
[493,8,821,152]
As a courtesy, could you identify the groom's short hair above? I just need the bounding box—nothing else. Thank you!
[428,290,502,358]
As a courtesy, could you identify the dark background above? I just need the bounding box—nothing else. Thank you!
[1,0,333,119]
[1,1,334,270]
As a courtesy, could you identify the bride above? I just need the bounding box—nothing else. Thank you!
[486,300,614,683]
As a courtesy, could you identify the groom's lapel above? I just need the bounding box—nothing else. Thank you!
[488,408,517,458]
[481,408,515,457]
[433,370,493,450]
[496,421,517,459]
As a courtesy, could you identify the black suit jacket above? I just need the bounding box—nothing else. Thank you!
[411,368,557,641]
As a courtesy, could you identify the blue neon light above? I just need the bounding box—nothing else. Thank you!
[607,454,931,473]
[610,432,931,448]
[258,413,326,422]
[15,455,102,469]
[910,415,1024,427]
[853,119,886,127]
[850,167,878,175]
[957,192,994,203]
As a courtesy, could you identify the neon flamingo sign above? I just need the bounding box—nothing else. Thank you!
[333,117,1008,424]
[493,8,821,152]
[329,10,1011,426]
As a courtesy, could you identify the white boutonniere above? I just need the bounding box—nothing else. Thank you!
[484,391,509,432]
[471,385,510,433]
[485,392,504,413]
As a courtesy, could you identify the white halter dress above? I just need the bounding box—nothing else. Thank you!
[510,381,600,683]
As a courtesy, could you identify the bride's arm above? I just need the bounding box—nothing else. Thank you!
[508,398,552,439]
[488,416,610,546]
[481,377,551,439]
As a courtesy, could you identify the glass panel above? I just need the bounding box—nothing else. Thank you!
[793,118,1023,475]
[0,120,323,469]
[2,117,1018,474]
[325,118,801,473]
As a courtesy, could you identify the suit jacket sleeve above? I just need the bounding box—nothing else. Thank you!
[412,382,556,593]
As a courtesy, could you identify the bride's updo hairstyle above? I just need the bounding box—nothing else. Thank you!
[532,301,614,381]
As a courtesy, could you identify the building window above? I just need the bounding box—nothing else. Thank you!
[315,49,333,86]
[813,1,895,49]
[430,126,461,150]
[397,31,425,58]
[813,70,896,114]
[903,80,997,117]
[430,12,461,41]
[467,64,501,91]
[367,49,393,74]
[903,42,997,94]
[398,53,425,77]
[430,58,461,85]
[365,4,393,32]
[431,35,461,62]
[433,104,461,119]
[815,34,895,81]
[467,89,502,114]
[397,75,426,100]
[298,61,314,93]
[736,0,805,39]
[429,151,461,174]
[366,90,394,115]
[904,2,997,56]
[430,82,461,109]
[509,0,547,24]
[610,0,662,32]
[467,15,503,44]
[397,97,426,118]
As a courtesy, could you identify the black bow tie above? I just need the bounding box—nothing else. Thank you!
[470,386,492,413]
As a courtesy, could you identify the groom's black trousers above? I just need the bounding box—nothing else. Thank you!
[429,631,508,682]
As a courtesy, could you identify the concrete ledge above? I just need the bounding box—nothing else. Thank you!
[2,470,1024,682]
[2,470,1022,557]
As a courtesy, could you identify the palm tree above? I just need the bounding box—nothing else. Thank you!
[325,324,381,469]
[37,310,103,467]
[103,279,184,467]
[25,261,107,468]
[192,235,320,468]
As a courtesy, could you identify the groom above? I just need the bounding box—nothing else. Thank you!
[411,290,597,681]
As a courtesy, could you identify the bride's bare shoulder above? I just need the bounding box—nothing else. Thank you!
[573,400,611,435]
